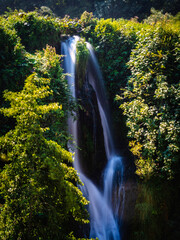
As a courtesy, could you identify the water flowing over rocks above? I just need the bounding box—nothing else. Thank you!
[61,36,137,240]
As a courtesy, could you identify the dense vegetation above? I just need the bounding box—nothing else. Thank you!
[0,72,88,239]
[82,13,179,238]
[0,0,180,20]
[0,12,89,239]
[0,6,179,240]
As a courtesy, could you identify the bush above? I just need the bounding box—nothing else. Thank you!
[118,24,180,179]
[0,73,88,240]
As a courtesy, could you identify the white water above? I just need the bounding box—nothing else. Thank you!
[87,43,125,231]
[61,37,124,240]
[61,36,81,171]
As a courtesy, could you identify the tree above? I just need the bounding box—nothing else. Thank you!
[0,73,88,239]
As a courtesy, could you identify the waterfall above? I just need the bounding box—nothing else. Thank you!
[61,36,81,171]
[61,36,124,240]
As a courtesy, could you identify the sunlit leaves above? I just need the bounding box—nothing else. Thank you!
[118,24,180,180]
[0,54,88,240]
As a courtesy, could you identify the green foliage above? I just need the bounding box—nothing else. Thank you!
[27,45,74,146]
[76,39,89,88]
[80,11,94,27]
[0,7,78,139]
[0,16,28,92]
[0,13,89,236]
[79,11,97,36]
[38,6,56,17]
[5,10,61,52]
[87,18,145,101]
[0,7,180,239]
[118,24,180,179]
[0,14,31,136]
[144,8,172,25]
[0,73,88,240]
[132,180,173,240]
[0,0,179,20]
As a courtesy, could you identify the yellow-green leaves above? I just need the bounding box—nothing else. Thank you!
[0,46,88,240]
[118,23,180,180]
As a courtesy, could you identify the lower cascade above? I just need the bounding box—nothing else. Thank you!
[61,36,125,240]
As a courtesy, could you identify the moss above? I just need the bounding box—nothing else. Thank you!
[76,38,89,89]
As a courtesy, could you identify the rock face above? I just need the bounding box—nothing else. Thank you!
[75,53,138,240]
[118,181,138,240]
[76,66,107,185]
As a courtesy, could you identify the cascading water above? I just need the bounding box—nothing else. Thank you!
[61,36,124,240]
[87,43,125,230]
[61,36,80,171]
